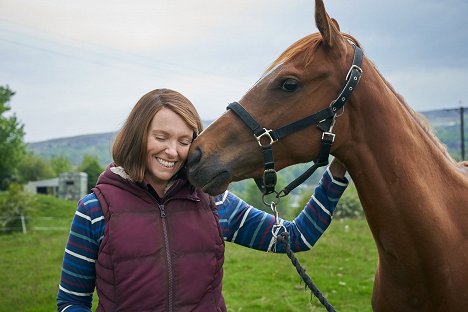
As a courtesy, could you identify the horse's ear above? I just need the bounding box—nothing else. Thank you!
[331,18,340,31]
[315,0,345,56]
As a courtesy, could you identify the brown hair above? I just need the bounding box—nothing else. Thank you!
[112,88,203,182]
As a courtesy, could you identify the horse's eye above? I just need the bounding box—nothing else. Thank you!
[281,78,299,92]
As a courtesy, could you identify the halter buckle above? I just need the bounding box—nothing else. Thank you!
[322,132,335,143]
[346,64,363,81]
[255,128,277,147]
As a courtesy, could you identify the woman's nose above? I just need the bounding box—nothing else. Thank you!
[164,141,178,156]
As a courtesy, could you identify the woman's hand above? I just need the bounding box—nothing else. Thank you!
[329,157,347,179]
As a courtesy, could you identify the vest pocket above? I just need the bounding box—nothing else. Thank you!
[114,257,167,310]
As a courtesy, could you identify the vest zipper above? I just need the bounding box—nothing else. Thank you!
[159,204,173,312]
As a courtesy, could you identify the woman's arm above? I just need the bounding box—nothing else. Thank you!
[215,159,348,252]
[56,193,105,312]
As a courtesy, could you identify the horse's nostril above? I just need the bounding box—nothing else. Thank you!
[187,147,202,168]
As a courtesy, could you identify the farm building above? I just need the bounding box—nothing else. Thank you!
[24,172,88,201]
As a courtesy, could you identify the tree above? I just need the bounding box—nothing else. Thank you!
[0,86,26,190]
[296,182,364,219]
[78,154,104,192]
[50,154,73,176]
[17,153,55,184]
[333,183,364,219]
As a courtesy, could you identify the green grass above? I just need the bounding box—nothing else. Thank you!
[0,195,75,312]
[0,195,377,311]
[223,219,377,311]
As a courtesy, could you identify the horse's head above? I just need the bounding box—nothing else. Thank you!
[188,0,362,195]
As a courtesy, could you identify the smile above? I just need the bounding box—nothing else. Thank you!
[157,158,176,168]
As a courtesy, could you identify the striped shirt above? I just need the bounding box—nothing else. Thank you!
[57,167,347,311]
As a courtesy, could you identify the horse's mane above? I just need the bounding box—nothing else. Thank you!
[365,55,456,163]
[266,32,455,163]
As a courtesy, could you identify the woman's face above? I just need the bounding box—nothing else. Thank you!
[145,107,193,191]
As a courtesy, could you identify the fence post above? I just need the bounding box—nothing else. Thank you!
[460,106,465,160]
[21,214,27,234]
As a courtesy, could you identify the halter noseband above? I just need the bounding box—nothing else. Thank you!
[227,43,363,199]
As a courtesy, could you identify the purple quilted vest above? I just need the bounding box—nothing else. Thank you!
[92,166,226,312]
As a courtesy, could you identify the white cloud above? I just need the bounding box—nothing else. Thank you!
[0,0,294,52]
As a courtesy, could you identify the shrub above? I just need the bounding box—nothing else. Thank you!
[294,181,363,220]
[0,183,35,233]
[334,182,364,219]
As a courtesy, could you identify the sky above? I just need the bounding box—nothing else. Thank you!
[1,0,467,143]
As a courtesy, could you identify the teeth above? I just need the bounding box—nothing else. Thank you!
[157,158,175,168]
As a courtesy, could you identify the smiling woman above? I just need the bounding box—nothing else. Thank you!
[111,89,202,196]
[144,108,194,196]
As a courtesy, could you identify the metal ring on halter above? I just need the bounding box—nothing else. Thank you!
[335,105,345,118]
[262,191,281,206]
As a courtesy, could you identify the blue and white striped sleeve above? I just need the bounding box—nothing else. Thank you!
[215,167,348,252]
[56,193,105,312]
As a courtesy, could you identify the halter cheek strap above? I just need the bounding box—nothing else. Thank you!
[227,44,363,197]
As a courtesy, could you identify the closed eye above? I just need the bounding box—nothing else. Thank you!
[179,140,191,146]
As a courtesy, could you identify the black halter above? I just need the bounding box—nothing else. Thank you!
[227,43,363,198]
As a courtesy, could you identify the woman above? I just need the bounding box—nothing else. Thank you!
[57,88,348,312]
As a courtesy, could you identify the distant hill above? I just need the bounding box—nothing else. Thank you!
[27,120,214,167]
[27,108,467,168]
[28,132,116,167]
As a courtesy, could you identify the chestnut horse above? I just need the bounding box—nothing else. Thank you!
[187,0,468,310]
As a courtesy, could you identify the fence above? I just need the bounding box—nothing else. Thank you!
[0,215,70,233]
[421,106,467,161]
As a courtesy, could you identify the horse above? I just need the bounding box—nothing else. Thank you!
[186,0,468,310]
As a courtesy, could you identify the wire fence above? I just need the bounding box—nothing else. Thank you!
[0,215,70,233]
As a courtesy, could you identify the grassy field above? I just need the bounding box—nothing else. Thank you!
[0,195,377,312]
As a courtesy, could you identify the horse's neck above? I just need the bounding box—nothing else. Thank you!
[338,70,468,263]
[343,70,457,198]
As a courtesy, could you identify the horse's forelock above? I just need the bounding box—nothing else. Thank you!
[265,34,321,74]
